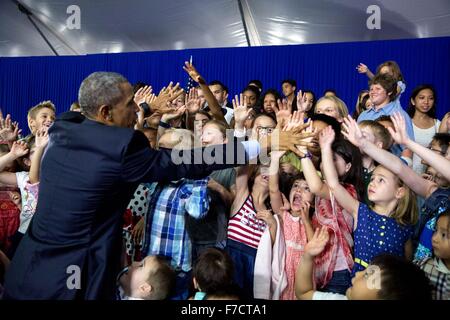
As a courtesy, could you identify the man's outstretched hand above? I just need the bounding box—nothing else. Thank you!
[260,122,315,158]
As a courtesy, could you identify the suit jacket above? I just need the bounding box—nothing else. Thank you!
[4,112,247,300]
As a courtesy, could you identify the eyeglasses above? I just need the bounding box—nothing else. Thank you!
[256,126,275,134]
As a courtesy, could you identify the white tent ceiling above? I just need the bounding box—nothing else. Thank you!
[1,0,450,57]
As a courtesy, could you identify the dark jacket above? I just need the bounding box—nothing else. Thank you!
[4,112,247,300]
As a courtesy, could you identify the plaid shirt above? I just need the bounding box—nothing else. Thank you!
[142,178,210,272]
[416,257,450,300]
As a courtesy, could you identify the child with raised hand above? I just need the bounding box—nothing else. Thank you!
[295,226,432,300]
[298,124,363,294]
[357,112,450,259]
[356,60,406,104]
[267,148,314,300]
[415,209,450,300]
[0,129,49,258]
[342,115,448,262]
[226,163,272,299]
[321,124,417,274]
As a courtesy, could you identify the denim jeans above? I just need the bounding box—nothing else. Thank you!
[321,270,351,295]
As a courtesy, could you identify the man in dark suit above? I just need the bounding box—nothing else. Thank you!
[4,72,309,300]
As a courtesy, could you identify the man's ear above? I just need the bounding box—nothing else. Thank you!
[98,105,112,122]
[375,140,384,149]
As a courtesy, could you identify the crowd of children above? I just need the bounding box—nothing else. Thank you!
[0,59,449,300]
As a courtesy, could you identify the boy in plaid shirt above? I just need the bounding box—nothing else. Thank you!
[415,209,450,300]
[142,129,210,300]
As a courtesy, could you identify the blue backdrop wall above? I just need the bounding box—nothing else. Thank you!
[0,36,449,135]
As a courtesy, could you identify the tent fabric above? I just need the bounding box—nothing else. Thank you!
[1,36,449,136]
[0,0,450,57]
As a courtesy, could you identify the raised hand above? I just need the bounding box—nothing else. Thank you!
[256,209,276,227]
[296,90,309,113]
[35,127,49,149]
[304,226,329,257]
[295,120,315,155]
[0,114,21,142]
[272,123,315,158]
[161,104,186,122]
[388,112,411,145]
[9,140,29,158]
[299,201,311,223]
[273,99,292,129]
[134,85,153,106]
[131,218,144,245]
[185,88,201,114]
[182,61,206,84]
[318,125,335,149]
[342,115,364,148]
[283,111,305,132]
[152,82,185,114]
[232,94,251,125]
[356,63,369,74]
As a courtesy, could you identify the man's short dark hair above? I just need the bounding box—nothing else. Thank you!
[281,79,297,88]
[209,80,229,94]
[371,254,432,300]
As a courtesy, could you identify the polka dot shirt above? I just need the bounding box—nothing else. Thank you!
[353,203,414,275]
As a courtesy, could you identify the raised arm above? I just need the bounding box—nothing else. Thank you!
[295,226,329,300]
[319,126,359,219]
[0,141,29,186]
[183,61,228,125]
[297,123,330,199]
[439,112,450,133]
[29,128,49,184]
[342,115,436,199]
[268,151,286,215]
[356,63,375,79]
[389,112,450,184]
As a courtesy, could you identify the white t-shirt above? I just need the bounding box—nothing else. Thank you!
[16,171,39,234]
[312,291,348,300]
[412,120,441,175]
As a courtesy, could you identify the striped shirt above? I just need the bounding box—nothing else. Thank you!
[227,195,266,249]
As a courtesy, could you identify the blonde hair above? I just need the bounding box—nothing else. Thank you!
[359,120,393,150]
[315,96,349,119]
[27,100,56,133]
[204,120,228,140]
[376,61,404,82]
[373,165,418,226]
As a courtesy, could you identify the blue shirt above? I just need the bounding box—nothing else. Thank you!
[357,101,415,145]
[353,203,414,275]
